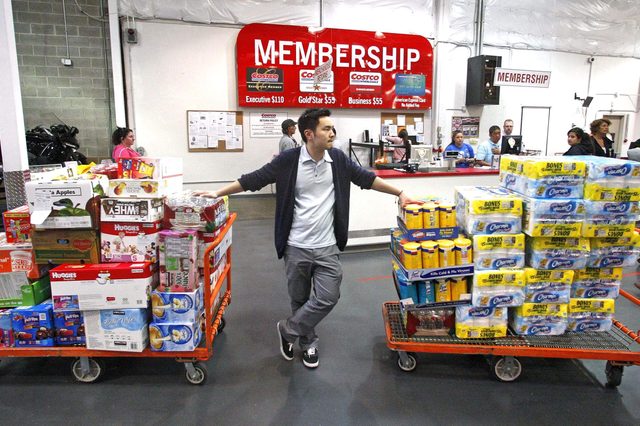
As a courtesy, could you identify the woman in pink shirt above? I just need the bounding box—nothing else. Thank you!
[111,127,140,161]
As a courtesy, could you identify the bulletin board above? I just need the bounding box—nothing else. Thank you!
[187,110,244,152]
[380,112,425,141]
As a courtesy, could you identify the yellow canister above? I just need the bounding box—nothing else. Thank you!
[404,204,423,230]
[453,237,473,265]
[435,279,451,302]
[421,202,439,229]
[438,239,455,267]
[391,229,403,259]
[450,277,468,301]
[438,203,456,227]
[401,242,422,270]
[420,241,439,269]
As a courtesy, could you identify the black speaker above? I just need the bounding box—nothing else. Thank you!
[466,55,502,105]
[363,130,369,142]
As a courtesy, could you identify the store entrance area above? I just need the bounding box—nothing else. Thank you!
[0,217,637,424]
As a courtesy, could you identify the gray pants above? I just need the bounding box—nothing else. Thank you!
[281,244,343,350]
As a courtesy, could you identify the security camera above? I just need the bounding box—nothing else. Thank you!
[587,57,595,63]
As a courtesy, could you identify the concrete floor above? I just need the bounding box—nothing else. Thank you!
[0,196,638,425]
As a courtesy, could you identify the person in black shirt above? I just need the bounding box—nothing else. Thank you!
[589,118,614,157]
[564,127,595,156]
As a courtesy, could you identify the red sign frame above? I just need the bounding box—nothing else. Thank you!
[236,23,433,110]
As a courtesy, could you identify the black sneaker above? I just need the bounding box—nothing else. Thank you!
[303,347,319,368]
[277,321,293,361]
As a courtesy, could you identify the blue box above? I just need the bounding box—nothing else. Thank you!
[53,310,85,346]
[151,287,203,323]
[0,309,14,347]
[11,301,55,347]
[149,316,203,352]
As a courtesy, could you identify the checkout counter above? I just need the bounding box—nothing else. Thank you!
[347,142,500,246]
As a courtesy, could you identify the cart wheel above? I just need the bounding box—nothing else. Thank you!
[490,356,522,382]
[70,357,105,384]
[397,352,417,372]
[185,362,208,385]
[217,317,226,333]
[605,361,623,388]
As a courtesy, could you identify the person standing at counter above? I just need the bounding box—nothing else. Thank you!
[475,125,501,167]
[194,108,419,369]
[279,119,299,152]
[111,127,140,161]
[590,118,614,157]
[389,129,412,162]
[564,127,595,156]
[444,130,475,167]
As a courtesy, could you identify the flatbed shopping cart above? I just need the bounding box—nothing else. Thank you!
[0,213,236,385]
[383,288,640,386]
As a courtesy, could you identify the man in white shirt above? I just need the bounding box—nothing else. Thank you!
[476,125,502,166]
[503,119,514,136]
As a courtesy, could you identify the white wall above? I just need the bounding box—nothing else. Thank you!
[125,21,640,194]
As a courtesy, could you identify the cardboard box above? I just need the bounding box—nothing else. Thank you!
[22,276,52,307]
[11,301,55,347]
[50,262,156,311]
[100,221,161,263]
[3,206,31,243]
[163,193,227,232]
[84,309,148,352]
[29,163,76,181]
[149,316,203,352]
[158,229,198,292]
[118,157,183,180]
[0,309,14,347]
[25,176,108,229]
[53,310,85,346]
[0,272,32,307]
[31,229,100,264]
[109,176,183,198]
[100,198,164,222]
[0,236,44,279]
[151,287,203,323]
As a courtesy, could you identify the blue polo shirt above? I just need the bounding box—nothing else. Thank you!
[444,143,475,168]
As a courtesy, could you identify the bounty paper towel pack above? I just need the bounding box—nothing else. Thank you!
[511,303,568,336]
[454,186,522,235]
[471,270,525,308]
[523,268,573,304]
[472,234,525,270]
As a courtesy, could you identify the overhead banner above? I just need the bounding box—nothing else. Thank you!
[236,23,433,110]
[493,68,551,88]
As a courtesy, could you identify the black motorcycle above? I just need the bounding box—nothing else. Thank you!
[26,123,88,165]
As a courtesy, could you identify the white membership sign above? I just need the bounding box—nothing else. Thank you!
[493,68,551,88]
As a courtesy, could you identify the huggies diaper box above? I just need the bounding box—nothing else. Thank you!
[100,221,162,263]
[50,263,157,311]
[84,308,148,352]
[11,301,55,347]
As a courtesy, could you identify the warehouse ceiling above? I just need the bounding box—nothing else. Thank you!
[117,0,640,58]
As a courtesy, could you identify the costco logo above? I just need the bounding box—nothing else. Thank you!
[349,71,382,94]
[299,69,333,93]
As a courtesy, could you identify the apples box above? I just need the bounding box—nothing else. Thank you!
[118,157,183,180]
[53,310,85,345]
[100,221,162,263]
[149,315,203,352]
[84,309,148,352]
[158,229,198,292]
[31,229,100,264]
[3,206,31,243]
[109,176,183,199]
[25,176,107,229]
[50,262,156,311]
[100,198,164,222]
[0,236,45,279]
[151,287,203,323]
[12,301,55,347]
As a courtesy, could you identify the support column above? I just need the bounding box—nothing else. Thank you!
[0,0,30,210]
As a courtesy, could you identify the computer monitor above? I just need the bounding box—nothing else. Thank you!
[501,135,522,155]
[409,144,433,164]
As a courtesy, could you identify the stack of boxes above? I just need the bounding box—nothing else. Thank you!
[454,186,525,339]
